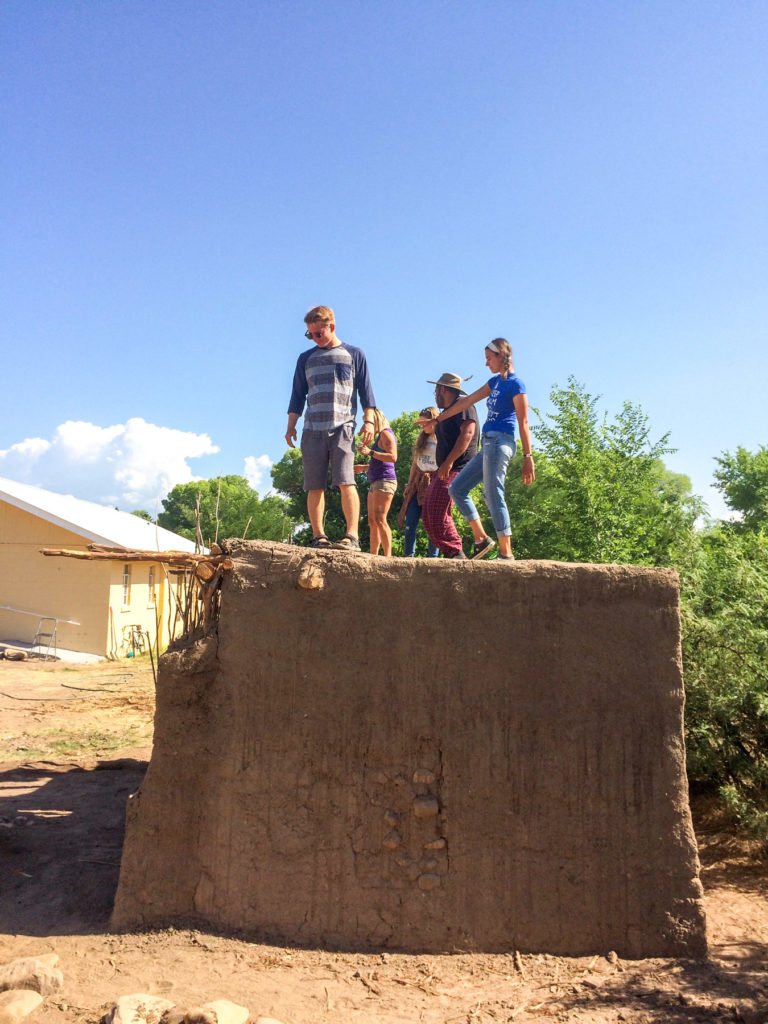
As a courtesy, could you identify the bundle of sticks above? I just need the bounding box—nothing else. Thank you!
[41,542,233,574]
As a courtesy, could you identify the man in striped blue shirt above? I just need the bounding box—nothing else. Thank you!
[286,305,377,550]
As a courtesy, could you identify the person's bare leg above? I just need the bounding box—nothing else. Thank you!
[339,484,360,538]
[468,518,489,543]
[379,494,394,555]
[498,534,513,557]
[307,489,326,539]
[370,491,393,555]
[367,492,380,553]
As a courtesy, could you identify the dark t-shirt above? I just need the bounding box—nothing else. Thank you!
[436,403,479,472]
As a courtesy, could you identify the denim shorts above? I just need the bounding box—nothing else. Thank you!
[301,423,356,491]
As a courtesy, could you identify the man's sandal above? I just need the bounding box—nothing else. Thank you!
[334,534,361,550]
[310,535,332,549]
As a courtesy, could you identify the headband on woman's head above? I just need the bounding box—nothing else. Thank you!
[486,341,501,354]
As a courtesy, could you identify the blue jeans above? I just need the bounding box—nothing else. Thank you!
[404,494,439,558]
[448,430,515,537]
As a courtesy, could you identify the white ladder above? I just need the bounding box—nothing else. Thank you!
[31,617,58,661]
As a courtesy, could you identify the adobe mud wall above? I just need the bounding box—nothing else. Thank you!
[112,541,706,957]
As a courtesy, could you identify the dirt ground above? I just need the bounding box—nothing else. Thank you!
[1,657,766,1024]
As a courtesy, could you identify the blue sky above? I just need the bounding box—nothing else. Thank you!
[1,1,766,519]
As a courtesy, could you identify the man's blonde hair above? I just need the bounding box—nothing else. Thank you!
[304,305,335,326]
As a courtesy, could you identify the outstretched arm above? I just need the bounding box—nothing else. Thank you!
[437,383,491,422]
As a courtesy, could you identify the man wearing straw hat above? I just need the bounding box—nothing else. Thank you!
[421,372,478,559]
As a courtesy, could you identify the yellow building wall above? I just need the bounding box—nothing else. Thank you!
[105,560,179,658]
[0,500,179,657]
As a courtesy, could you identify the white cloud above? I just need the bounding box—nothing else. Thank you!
[0,417,219,509]
[244,454,273,494]
[54,421,124,462]
[0,436,52,459]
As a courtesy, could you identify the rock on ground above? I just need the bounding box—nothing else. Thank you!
[105,996,250,1024]
[101,994,175,1024]
[201,1000,249,1024]
[0,955,63,996]
[0,989,44,1023]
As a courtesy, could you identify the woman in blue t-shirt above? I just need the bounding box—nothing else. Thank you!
[436,338,535,560]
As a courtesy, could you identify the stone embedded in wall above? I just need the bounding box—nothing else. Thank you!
[412,795,440,819]
[417,873,442,891]
[112,540,707,958]
[424,838,446,851]
[381,830,402,851]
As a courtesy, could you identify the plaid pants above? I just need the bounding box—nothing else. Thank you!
[422,471,463,556]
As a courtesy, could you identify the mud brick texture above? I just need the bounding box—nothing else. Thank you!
[111,541,707,958]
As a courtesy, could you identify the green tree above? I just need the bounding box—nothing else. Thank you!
[158,476,292,547]
[131,509,153,522]
[680,446,768,843]
[713,445,768,533]
[270,448,310,538]
[505,378,700,564]
[680,525,768,843]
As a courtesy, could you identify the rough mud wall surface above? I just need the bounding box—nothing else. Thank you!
[112,541,706,958]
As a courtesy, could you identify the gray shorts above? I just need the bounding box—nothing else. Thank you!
[369,478,397,494]
[301,423,356,491]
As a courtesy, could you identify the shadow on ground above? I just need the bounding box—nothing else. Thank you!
[550,952,768,1021]
[0,758,146,935]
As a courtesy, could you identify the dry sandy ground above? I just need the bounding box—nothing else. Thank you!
[1,657,767,1024]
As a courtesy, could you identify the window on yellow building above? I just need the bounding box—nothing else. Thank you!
[121,564,131,608]
[147,565,156,607]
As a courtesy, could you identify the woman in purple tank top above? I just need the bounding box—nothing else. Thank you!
[356,409,398,555]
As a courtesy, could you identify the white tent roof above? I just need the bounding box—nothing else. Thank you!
[0,476,198,553]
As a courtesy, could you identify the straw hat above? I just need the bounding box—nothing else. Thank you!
[426,372,467,395]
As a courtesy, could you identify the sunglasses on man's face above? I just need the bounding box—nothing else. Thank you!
[305,328,328,340]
